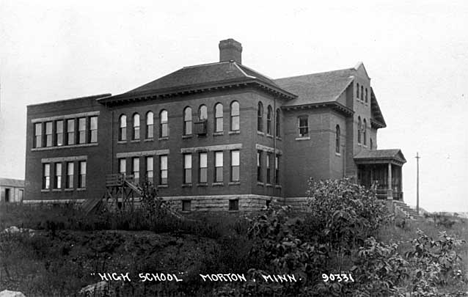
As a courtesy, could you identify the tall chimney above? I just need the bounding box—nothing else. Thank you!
[219,39,242,64]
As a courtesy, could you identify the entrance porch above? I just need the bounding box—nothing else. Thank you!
[354,149,406,200]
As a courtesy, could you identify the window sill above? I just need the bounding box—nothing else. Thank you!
[182,135,192,139]
[229,131,240,135]
[77,188,86,191]
[65,189,74,192]
[213,131,224,136]
[130,140,140,143]
[213,182,224,187]
[295,136,310,141]
[266,134,273,139]
[144,138,154,142]
[157,185,168,188]
[117,141,127,144]
[159,137,169,141]
[228,182,240,186]
[197,183,208,187]
[41,189,50,193]
[257,131,265,136]
[266,184,273,187]
[335,153,341,157]
[52,189,62,192]
[182,184,192,188]
[276,137,282,141]
[32,143,99,151]
[257,182,264,186]
[275,185,282,189]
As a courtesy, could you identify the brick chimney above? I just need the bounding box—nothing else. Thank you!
[219,39,242,64]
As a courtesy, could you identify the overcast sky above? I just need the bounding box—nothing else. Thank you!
[0,0,467,212]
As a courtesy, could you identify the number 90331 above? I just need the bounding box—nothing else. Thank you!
[322,273,354,282]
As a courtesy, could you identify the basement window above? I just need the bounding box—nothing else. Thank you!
[229,199,239,211]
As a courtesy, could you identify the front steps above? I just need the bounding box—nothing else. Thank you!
[393,200,423,220]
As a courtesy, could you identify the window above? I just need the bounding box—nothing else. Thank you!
[257,150,262,182]
[257,102,263,132]
[119,158,126,176]
[56,120,64,146]
[363,119,367,146]
[89,116,98,143]
[275,155,280,184]
[34,123,42,148]
[357,117,362,144]
[214,151,223,182]
[365,88,368,103]
[133,113,140,140]
[298,116,309,137]
[182,200,191,212]
[66,162,74,189]
[267,106,272,135]
[43,163,50,190]
[357,83,360,98]
[146,111,154,139]
[198,105,207,121]
[229,199,239,211]
[361,86,364,101]
[266,153,271,184]
[160,155,168,185]
[78,118,86,144]
[119,115,127,141]
[160,110,168,138]
[230,101,240,131]
[199,152,208,183]
[67,119,75,145]
[183,107,192,135]
[370,138,373,150]
[78,161,86,188]
[45,122,53,147]
[276,108,280,137]
[214,103,223,133]
[132,157,140,184]
[146,156,154,183]
[231,150,240,182]
[54,163,62,189]
[183,154,192,184]
[336,125,341,154]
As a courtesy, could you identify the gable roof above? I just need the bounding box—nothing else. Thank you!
[274,68,355,107]
[354,149,406,165]
[0,178,25,188]
[99,61,296,105]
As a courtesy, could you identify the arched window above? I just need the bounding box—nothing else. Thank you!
[357,116,362,144]
[199,105,207,121]
[119,114,127,141]
[257,102,263,132]
[183,107,192,135]
[214,103,223,133]
[365,88,368,103]
[357,83,360,99]
[336,125,341,154]
[146,111,154,139]
[267,106,272,135]
[230,101,240,131]
[132,113,140,140]
[361,86,364,101]
[363,119,367,146]
[370,138,373,150]
[275,108,281,137]
[160,110,168,138]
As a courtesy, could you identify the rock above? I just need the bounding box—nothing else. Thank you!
[3,226,35,236]
[0,290,26,297]
[79,281,108,296]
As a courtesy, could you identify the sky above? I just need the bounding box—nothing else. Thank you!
[0,0,467,212]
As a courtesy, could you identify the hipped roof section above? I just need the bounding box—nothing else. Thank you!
[98,61,297,106]
[354,149,407,165]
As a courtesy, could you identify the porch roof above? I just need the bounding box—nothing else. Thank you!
[354,149,406,166]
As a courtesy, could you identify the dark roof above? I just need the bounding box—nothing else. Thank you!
[370,88,386,128]
[274,68,355,106]
[354,149,406,165]
[0,178,25,188]
[99,62,296,105]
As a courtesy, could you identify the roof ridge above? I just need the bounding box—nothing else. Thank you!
[275,67,355,81]
[233,63,256,79]
[181,61,229,70]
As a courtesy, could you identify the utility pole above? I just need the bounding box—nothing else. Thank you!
[416,152,420,215]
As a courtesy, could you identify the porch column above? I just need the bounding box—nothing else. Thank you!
[387,163,393,199]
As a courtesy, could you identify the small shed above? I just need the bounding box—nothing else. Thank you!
[0,178,25,203]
